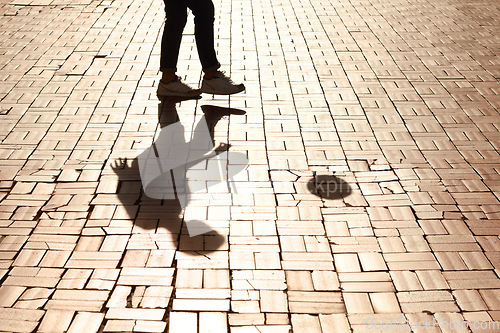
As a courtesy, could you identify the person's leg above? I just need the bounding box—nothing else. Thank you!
[186,0,220,75]
[187,0,245,95]
[158,0,201,98]
[160,0,188,83]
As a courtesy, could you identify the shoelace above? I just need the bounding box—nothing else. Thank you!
[212,71,235,83]
[173,76,192,87]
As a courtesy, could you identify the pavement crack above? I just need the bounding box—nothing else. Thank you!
[195,251,210,259]
[126,287,134,308]
[246,279,256,290]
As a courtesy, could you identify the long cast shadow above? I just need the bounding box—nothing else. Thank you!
[112,97,246,253]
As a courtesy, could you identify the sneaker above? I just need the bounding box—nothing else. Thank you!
[157,76,202,98]
[201,71,245,95]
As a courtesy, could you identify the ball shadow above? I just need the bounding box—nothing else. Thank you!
[307,174,352,199]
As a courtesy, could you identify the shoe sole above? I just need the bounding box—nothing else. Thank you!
[201,85,245,95]
[157,90,202,98]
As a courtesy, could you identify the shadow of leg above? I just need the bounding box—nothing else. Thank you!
[158,96,201,128]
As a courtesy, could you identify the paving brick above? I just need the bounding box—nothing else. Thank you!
[172,299,230,312]
[67,312,104,333]
[291,314,322,333]
[0,286,25,307]
[397,290,459,313]
[334,253,361,272]
[39,251,72,268]
[369,293,401,313]
[141,286,173,308]
[229,313,265,326]
[454,290,489,311]
[52,289,109,302]
[38,309,75,333]
[288,290,345,314]
[134,320,167,333]
[479,290,500,310]
[339,272,394,293]
[358,252,388,271]
[13,249,46,266]
[311,270,340,291]
[384,252,441,270]
[319,314,351,333]
[106,308,165,321]
[198,312,227,333]
[106,286,131,308]
[168,312,196,333]
[103,320,136,332]
[435,252,468,270]
[0,319,39,333]
[343,293,374,314]
[415,270,449,290]
[260,290,287,313]
[443,271,500,289]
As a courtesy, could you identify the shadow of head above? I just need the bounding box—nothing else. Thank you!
[307,174,352,199]
[178,221,227,252]
[111,157,227,253]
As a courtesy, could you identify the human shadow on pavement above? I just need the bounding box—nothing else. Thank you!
[112,97,246,253]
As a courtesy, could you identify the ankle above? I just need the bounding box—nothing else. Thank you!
[204,70,217,80]
[162,72,177,83]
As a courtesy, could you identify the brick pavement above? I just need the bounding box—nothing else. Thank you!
[0,0,499,331]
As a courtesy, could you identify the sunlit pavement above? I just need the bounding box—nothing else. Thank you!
[0,0,499,331]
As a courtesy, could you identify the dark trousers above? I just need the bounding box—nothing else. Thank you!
[160,0,220,73]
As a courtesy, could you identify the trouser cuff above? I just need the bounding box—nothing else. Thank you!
[160,67,177,74]
[203,62,220,73]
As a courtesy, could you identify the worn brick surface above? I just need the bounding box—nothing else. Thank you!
[0,0,500,331]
